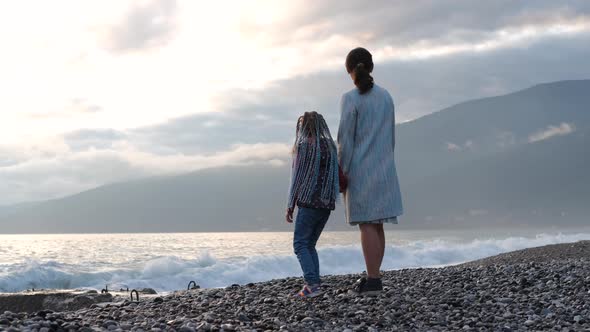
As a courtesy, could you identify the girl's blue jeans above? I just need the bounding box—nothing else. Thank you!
[293,207,330,285]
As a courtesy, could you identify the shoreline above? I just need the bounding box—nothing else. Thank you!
[1,225,588,236]
[1,240,589,331]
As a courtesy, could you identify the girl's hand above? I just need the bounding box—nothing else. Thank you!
[286,208,294,223]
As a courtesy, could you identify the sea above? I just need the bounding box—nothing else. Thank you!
[1,228,589,293]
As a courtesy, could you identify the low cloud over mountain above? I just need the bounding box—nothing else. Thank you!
[2,80,589,232]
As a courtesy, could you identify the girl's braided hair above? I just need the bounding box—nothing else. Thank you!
[288,111,339,208]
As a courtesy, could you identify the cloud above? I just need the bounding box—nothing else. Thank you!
[4,1,590,205]
[26,98,103,119]
[226,30,590,124]
[445,140,473,152]
[239,0,590,63]
[121,32,590,160]
[0,140,290,205]
[496,132,516,148]
[69,98,102,113]
[0,147,27,168]
[103,0,177,52]
[64,129,127,151]
[4,29,590,206]
[528,123,576,143]
[446,142,462,151]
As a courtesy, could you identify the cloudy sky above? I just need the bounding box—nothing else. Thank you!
[1,0,590,205]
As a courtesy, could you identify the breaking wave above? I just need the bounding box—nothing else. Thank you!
[1,232,588,293]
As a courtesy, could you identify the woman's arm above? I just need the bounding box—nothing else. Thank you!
[337,93,357,174]
[389,92,396,150]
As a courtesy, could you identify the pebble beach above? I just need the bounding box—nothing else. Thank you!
[1,241,589,331]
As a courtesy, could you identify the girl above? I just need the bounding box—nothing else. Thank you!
[286,111,339,298]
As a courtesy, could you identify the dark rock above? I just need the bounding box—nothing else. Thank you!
[179,327,196,332]
[139,288,158,294]
[102,320,118,328]
[237,313,250,322]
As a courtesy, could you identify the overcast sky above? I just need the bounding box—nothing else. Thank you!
[1,0,590,205]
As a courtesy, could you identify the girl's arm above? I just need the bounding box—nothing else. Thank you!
[287,147,300,210]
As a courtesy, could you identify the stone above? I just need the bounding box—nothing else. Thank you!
[203,313,216,322]
[464,294,476,302]
[220,323,235,331]
[196,322,212,331]
[139,288,158,295]
[179,327,196,332]
[237,313,250,322]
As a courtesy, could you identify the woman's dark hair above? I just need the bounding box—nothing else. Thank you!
[345,47,374,94]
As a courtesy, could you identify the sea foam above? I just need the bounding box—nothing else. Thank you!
[0,232,588,293]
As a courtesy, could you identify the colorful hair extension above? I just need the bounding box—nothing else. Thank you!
[288,112,339,209]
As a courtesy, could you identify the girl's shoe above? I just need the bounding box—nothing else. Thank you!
[294,284,322,298]
[349,277,382,296]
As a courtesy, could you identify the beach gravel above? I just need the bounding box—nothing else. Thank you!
[1,241,589,331]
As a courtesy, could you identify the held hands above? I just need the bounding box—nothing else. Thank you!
[286,207,294,223]
[339,167,348,193]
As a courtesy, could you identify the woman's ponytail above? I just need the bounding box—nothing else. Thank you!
[353,62,374,94]
[345,47,374,94]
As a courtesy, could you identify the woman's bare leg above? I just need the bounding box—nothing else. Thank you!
[376,224,385,272]
[359,224,384,278]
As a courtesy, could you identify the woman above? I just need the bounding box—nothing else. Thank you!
[286,111,339,298]
[337,47,403,295]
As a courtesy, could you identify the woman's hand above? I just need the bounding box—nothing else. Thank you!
[339,167,348,193]
[286,208,294,223]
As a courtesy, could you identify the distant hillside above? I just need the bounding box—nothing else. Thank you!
[404,127,590,227]
[0,166,292,233]
[396,80,590,183]
[1,80,589,233]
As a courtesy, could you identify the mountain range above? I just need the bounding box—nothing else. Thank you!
[1,80,589,233]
